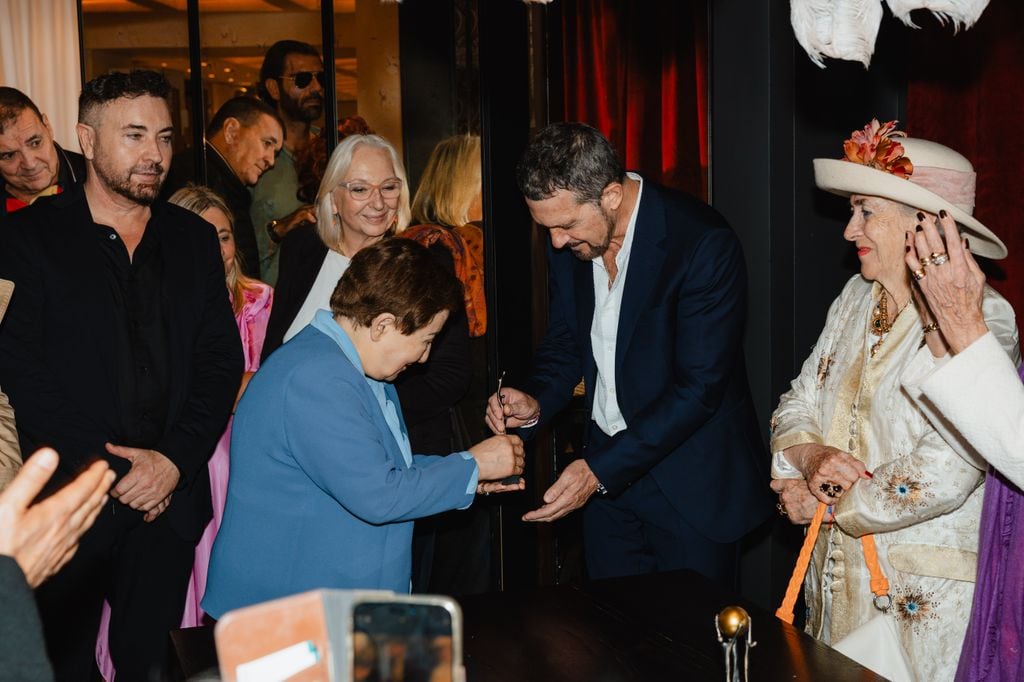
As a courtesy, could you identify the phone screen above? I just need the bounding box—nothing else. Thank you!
[352,602,455,682]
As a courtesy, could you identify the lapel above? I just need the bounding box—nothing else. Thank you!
[615,182,667,371]
[155,204,192,419]
[572,254,597,388]
[383,381,410,470]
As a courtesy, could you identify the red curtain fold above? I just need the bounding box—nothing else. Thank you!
[906,3,1024,313]
[560,0,708,200]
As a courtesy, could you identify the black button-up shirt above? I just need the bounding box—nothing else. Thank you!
[95,220,170,449]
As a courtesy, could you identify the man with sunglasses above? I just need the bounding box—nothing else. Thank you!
[251,40,325,285]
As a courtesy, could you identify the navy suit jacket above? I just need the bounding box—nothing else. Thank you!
[522,180,772,542]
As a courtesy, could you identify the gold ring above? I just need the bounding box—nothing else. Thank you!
[912,268,926,281]
[920,256,933,267]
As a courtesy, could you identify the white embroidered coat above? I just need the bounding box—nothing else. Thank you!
[771,275,1019,678]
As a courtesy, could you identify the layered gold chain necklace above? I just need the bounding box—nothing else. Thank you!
[869,289,907,358]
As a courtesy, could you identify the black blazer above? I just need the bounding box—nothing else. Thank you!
[263,224,471,454]
[0,189,244,541]
[162,143,261,279]
[522,181,773,542]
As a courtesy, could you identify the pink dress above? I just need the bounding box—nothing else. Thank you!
[96,282,272,680]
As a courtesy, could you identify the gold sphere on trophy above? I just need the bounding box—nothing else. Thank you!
[716,606,750,640]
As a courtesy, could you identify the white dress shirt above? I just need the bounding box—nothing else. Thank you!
[590,173,642,437]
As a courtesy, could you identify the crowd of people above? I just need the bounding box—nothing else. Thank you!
[0,37,1021,682]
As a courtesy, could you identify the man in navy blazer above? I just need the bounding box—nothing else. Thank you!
[487,123,772,584]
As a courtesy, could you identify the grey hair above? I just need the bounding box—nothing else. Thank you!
[315,134,411,249]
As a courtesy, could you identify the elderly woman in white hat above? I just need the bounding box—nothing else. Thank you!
[769,120,1019,679]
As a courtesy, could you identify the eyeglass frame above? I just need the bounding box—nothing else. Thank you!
[336,178,404,202]
[278,71,326,89]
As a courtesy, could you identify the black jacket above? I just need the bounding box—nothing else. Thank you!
[0,188,243,541]
[162,143,260,279]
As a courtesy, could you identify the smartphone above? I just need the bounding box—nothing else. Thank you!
[350,595,464,682]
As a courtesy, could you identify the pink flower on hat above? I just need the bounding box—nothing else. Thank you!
[843,119,914,179]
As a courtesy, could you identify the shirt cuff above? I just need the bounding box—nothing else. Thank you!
[459,451,479,497]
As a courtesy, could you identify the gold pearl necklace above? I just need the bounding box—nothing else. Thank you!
[869,289,907,358]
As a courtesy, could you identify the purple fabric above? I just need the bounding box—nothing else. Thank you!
[954,364,1024,681]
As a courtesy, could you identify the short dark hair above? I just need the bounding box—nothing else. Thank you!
[258,40,322,105]
[516,122,624,204]
[79,70,171,126]
[0,87,43,134]
[330,239,462,333]
[207,96,284,137]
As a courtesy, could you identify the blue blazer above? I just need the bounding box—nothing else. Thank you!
[202,323,477,618]
[522,181,773,542]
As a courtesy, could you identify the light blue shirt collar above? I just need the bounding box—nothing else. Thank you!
[310,310,413,467]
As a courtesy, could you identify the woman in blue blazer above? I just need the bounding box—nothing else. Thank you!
[202,240,524,618]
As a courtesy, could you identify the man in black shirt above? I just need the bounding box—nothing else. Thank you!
[0,70,242,681]
[162,96,283,278]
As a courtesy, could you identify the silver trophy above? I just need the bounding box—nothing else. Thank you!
[715,606,756,682]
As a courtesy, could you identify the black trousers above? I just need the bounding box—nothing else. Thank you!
[581,428,740,589]
[34,500,195,682]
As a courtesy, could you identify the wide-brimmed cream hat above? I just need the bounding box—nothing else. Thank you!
[814,129,1006,259]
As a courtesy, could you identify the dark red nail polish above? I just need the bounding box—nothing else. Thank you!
[917,212,925,221]
[916,225,923,232]
[865,471,873,478]
[965,238,970,249]
[906,245,911,252]
[939,209,947,219]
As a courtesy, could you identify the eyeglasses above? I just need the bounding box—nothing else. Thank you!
[338,179,403,201]
[279,71,326,89]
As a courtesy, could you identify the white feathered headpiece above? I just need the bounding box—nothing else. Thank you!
[791,0,990,68]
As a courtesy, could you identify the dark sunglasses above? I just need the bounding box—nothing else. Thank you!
[279,71,326,89]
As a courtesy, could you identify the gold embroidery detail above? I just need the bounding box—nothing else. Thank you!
[816,353,834,387]
[875,462,935,514]
[893,586,940,634]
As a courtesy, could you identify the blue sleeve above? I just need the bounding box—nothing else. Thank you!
[284,362,477,523]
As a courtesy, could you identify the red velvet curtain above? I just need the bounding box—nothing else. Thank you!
[906,3,1024,313]
[560,0,708,200]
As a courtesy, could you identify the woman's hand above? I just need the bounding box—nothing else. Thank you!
[468,434,525,481]
[771,478,820,525]
[905,210,989,354]
[910,277,950,359]
[783,443,870,504]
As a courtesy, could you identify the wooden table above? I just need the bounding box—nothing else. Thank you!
[458,570,883,681]
[170,570,883,681]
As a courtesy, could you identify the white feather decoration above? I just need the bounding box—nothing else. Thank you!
[791,0,885,68]
[885,0,990,29]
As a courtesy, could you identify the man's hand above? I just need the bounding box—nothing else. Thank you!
[106,443,180,520]
[484,387,540,434]
[468,435,525,481]
[0,448,114,587]
[523,459,599,523]
[770,478,820,525]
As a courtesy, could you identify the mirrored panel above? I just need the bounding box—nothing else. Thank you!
[80,0,192,153]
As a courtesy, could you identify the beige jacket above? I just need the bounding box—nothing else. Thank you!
[0,279,21,489]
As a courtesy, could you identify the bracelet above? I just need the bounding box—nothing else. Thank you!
[266,219,283,244]
[595,481,608,496]
[922,322,940,334]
